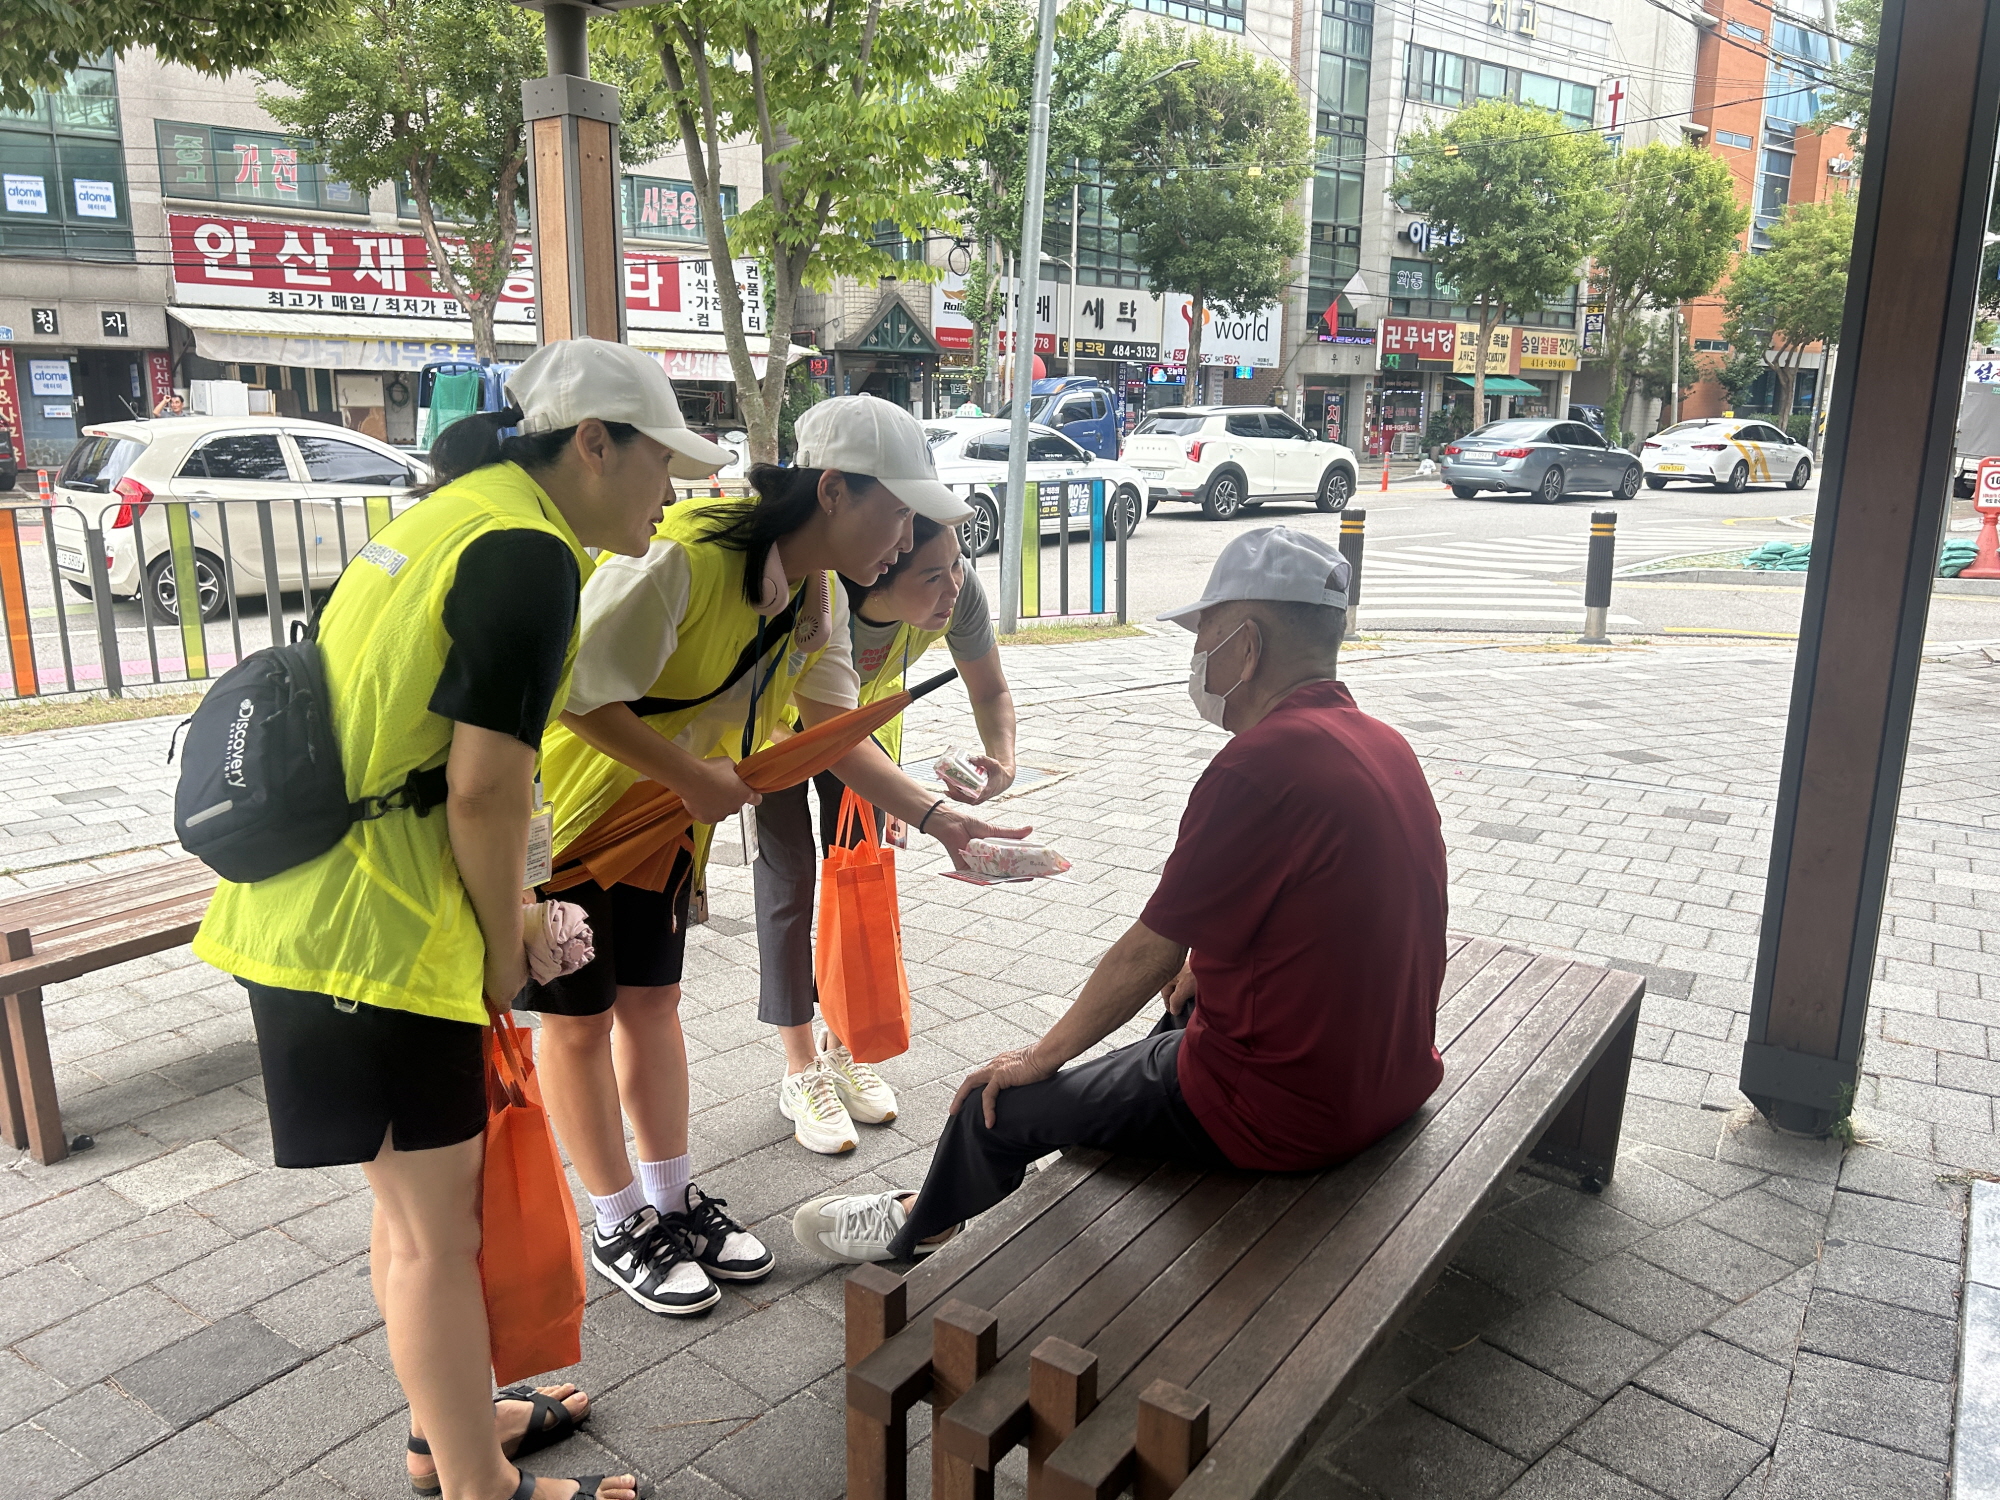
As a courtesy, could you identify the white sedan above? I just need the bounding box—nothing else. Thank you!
[1641,418,1813,492]
[923,418,1147,556]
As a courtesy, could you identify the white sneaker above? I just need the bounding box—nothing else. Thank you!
[779,1058,859,1154]
[820,1030,898,1125]
[793,1190,922,1262]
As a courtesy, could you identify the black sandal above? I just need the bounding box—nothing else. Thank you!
[507,1470,651,1500]
[406,1386,590,1494]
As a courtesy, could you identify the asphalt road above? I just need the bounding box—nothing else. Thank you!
[986,471,2000,644]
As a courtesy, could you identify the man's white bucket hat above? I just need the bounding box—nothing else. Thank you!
[505,337,733,480]
[1157,525,1352,630]
[794,394,972,523]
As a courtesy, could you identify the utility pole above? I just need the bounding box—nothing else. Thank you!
[999,0,1058,633]
[1067,170,1081,376]
[1670,308,1682,427]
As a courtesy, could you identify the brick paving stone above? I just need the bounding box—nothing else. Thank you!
[33,1381,172,1468]
[1800,1289,1960,1383]
[1632,1332,1792,1445]
[152,1228,330,1321]
[115,1312,309,1428]
[1758,1421,1948,1500]
[1400,1267,1522,1352]
[689,1385,848,1500]
[1786,1349,1955,1463]
[1628,1219,1802,1300]
[250,1259,382,1354]
[1567,1387,1766,1500]
[15,1285,205,1386]
[1816,1237,1962,1320]
[1449,1213,1590,1304]
[1562,1251,1732,1349]
[0,1419,98,1500]
[1501,1446,1661,1500]
[1409,1342,1597,1460]
[1483,1294,1665,1400]
[1824,1189,1966,1263]
[66,1420,278,1500]
[102,1139,255,1212]
[1331,1399,1527,1500]
[212,1346,405,1475]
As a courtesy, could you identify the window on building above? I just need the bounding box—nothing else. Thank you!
[1311,1,1371,337]
[1694,338,1731,352]
[1130,0,1245,32]
[1755,126,1795,243]
[1047,161,1146,289]
[870,221,922,262]
[1727,20,1765,41]
[1404,51,1592,130]
[0,57,132,259]
[1407,46,1466,106]
[1715,129,1755,150]
[155,120,364,214]
[623,175,737,243]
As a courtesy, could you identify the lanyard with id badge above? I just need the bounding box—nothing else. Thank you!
[524,775,554,889]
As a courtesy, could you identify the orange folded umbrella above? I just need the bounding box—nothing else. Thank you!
[546,667,960,894]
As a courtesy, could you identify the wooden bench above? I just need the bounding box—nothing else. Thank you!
[0,858,217,1164]
[842,936,1644,1500]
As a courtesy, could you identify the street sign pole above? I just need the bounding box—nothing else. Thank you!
[998,0,1059,633]
[523,2,627,346]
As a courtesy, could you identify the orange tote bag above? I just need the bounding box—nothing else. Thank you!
[479,1011,586,1385]
[815,788,913,1064]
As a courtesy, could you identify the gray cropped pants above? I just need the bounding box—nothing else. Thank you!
[752,772,881,1029]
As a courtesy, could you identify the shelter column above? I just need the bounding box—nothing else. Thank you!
[523,2,626,345]
[1741,0,2000,1133]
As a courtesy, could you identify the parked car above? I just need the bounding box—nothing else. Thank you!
[1442,418,1644,502]
[50,417,428,623]
[1120,406,1357,520]
[998,376,1123,458]
[923,417,1147,556]
[1641,418,1812,492]
[0,427,17,492]
[1567,403,1608,433]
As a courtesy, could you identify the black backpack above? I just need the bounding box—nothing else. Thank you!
[171,604,446,884]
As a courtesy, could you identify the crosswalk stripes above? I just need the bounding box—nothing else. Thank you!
[1354,523,1772,625]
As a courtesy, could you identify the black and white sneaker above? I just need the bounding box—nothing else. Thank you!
[671,1184,775,1282]
[589,1205,721,1316]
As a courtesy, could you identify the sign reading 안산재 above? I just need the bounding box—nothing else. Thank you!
[166,213,768,334]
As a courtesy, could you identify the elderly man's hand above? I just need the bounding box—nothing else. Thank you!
[1161,961,1197,1015]
[950,1042,1057,1128]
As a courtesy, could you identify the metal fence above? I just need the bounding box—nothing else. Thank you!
[969,478,1131,625]
[0,493,411,702]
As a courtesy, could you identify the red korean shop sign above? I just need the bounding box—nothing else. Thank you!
[1380,318,1457,363]
[0,350,23,464]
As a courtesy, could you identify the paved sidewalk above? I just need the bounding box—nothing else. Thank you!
[3,627,1996,1498]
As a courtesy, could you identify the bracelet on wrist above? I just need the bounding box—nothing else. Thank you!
[918,798,947,834]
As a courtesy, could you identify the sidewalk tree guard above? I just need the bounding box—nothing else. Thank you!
[1741,0,2000,1136]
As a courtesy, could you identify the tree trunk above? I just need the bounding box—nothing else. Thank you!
[1185,290,1205,403]
[1775,363,1799,421]
[1602,305,1631,450]
[1471,303,1502,431]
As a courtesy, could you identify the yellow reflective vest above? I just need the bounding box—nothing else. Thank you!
[539,498,840,870]
[849,617,949,766]
[193,463,592,1027]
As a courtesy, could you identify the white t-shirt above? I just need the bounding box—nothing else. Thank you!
[565,539,861,755]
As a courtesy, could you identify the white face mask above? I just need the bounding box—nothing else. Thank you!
[1187,622,1251,728]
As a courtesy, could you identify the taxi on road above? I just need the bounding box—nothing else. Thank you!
[1641,418,1813,493]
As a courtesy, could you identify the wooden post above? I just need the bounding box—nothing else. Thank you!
[1027,1338,1098,1497]
[1532,998,1639,1187]
[522,2,625,346]
[1742,0,2000,1133]
[845,1266,908,1500]
[1135,1380,1209,1500]
[932,1300,998,1500]
[3,928,65,1165]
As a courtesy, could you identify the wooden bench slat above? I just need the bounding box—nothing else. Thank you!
[1039,954,1586,1498]
[1176,971,1645,1499]
[939,1170,1273,1468]
[0,860,214,932]
[0,895,212,996]
[849,1155,1155,1424]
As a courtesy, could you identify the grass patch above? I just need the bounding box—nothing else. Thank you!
[995,622,1147,646]
[1498,643,1652,654]
[1629,547,1755,573]
[0,688,206,736]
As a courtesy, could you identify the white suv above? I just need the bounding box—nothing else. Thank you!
[1121,406,1358,520]
[51,417,426,622]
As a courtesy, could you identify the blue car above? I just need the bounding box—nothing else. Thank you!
[1441,418,1644,503]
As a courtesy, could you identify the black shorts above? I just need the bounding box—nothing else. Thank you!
[516,851,694,1017]
[245,983,487,1168]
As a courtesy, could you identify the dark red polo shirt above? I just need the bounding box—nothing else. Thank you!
[1141,679,1448,1171]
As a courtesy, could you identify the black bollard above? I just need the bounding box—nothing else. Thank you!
[1580,510,1617,644]
[1339,509,1366,639]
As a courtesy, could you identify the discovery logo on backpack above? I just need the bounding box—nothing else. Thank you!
[172,616,445,884]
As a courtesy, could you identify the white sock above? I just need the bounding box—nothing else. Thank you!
[638,1154,692,1214]
[591,1177,649,1237]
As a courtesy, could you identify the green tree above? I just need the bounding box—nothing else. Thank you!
[1,1,335,110]
[1396,100,1611,422]
[259,0,669,362]
[1590,144,1746,447]
[1721,196,1856,420]
[1812,0,1879,149]
[954,252,1005,407]
[604,0,998,464]
[1630,315,1697,425]
[1098,26,1311,382]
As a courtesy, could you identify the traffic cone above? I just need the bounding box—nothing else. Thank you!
[1964,509,2000,579]
[1379,450,1390,492]
[36,469,52,502]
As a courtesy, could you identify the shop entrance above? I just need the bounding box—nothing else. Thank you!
[74,351,145,425]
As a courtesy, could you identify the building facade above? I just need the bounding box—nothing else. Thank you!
[1682,0,1853,421]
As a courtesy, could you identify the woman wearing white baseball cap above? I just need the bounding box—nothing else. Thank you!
[194,336,702,1500]
[523,393,1028,1327]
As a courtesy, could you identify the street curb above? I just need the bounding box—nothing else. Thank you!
[1628,567,2000,596]
[1955,1181,2000,1499]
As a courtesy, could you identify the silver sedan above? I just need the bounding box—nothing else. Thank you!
[1441,418,1645,503]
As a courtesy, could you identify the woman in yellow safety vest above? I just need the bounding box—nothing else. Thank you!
[192,338,695,1500]
[753,509,1019,1154]
[523,393,1028,1322]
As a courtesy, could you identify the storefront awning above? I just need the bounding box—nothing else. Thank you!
[169,306,816,384]
[1449,375,1543,394]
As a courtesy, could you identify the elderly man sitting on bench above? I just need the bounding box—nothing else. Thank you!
[794,526,1450,1263]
